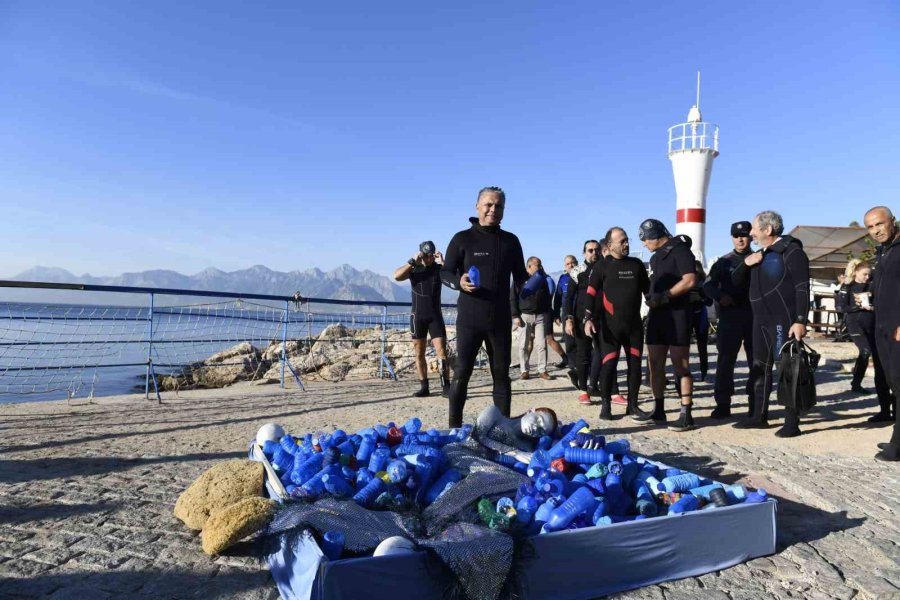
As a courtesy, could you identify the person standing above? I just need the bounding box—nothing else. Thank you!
[703,221,755,419]
[511,256,554,381]
[564,240,602,405]
[732,210,810,438]
[554,254,579,377]
[394,241,450,397]
[441,186,529,428]
[584,226,649,420]
[864,206,900,461]
[634,219,698,432]
[838,259,894,422]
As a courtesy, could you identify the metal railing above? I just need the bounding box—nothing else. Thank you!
[667,121,719,154]
[0,280,458,403]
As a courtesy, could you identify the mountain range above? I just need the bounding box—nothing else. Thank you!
[3,265,428,306]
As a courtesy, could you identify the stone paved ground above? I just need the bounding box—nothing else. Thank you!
[0,340,898,599]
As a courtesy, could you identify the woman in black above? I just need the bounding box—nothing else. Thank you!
[839,260,894,421]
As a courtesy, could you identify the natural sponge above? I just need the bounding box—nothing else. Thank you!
[201,497,277,555]
[174,459,265,530]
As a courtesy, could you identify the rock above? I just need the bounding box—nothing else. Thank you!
[261,340,304,363]
[174,460,264,531]
[201,497,276,555]
[191,343,267,388]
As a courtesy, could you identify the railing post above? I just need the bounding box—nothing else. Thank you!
[145,293,154,399]
[379,306,386,379]
[280,300,289,388]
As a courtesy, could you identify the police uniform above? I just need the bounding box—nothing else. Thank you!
[703,221,755,417]
[645,236,696,347]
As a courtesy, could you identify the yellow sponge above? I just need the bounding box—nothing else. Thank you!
[174,459,264,530]
[201,497,277,555]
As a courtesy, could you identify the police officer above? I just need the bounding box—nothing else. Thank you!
[733,211,810,438]
[394,240,449,397]
[703,221,755,418]
[634,219,698,432]
[865,205,900,461]
[441,186,529,428]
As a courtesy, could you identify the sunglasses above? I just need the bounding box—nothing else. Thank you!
[585,248,598,253]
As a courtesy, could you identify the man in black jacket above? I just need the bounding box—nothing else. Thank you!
[703,221,755,418]
[441,186,529,428]
[563,240,602,404]
[511,256,554,380]
[733,210,810,438]
[865,205,900,461]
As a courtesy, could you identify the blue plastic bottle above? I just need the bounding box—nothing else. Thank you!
[356,435,376,464]
[401,417,422,435]
[290,453,324,485]
[591,497,609,524]
[368,448,390,473]
[533,495,563,530]
[549,419,589,459]
[545,487,597,532]
[353,477,386,506]
[423,469,461,505]
[520,271,546,299]
[322,473,354,497]
[620,461,642,489]
[467,266,480,289]
[604,470,631,516]
[564,447,610,466]
[355,468,374,487]
[386,459,408,483]
[668,494,700,514]
[537,435,553,451]
[745,488,769,503]
[657,473,701,493]
[516,496,538,524]
[635,498,659,517]
[271,446,295,473]
[527,449,551,476]
[322,531,345,561]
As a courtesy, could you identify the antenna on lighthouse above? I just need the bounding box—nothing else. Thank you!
[696,70,701,112]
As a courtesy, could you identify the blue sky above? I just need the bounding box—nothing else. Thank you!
[1,1,897,280]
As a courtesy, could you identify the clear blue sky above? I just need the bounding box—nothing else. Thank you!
[1,1,897,279]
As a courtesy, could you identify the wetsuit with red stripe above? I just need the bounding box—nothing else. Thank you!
[586,256,649,402]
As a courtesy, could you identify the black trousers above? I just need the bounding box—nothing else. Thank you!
[873,323,900,450]
[714,307,754,409]
[748,319,798,429]
[691,304,710,377]
[846,312,892,410]
[448,323,513,428]
[598,319,643,403]
[574,324,601,391]
[563,332,577,369]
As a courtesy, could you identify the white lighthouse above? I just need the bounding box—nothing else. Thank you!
[667,72,719,267]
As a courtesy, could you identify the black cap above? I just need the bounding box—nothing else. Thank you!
[731,221,751,237]
[419,240,436,255]
[638,219,671,241]
[676,234,692,248]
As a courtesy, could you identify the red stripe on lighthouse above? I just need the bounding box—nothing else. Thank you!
[676,208,706,224]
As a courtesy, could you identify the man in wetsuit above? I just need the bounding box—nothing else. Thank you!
[584,226,649,420]
[703,221,755,419]
[865,206,900,462]
[732,210,810,438]
[441,186,529,428]
[394,240,449,397]
[634,219,698,432]
[563,240,602,405]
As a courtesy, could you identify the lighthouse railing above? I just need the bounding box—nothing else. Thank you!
[667,122,719,154]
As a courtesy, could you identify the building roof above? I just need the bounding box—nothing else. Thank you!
[787,225,870,282]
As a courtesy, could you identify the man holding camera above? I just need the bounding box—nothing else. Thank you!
[394,241,450,397]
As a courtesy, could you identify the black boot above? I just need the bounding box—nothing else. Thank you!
[599,398,613,420]
[439,360,450,397]
[413,379,430,397]
[668,404,696,432]
[775,408,801,438]
[633,398,666,423]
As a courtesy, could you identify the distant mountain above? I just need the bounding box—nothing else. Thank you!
[3,264,421,306]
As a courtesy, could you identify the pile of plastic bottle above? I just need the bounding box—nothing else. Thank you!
[260,417,474,510]
[479,418,769,534]
[257,416,769,538]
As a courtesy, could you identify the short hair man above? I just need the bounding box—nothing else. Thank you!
[703,221,755,418]
[864,206,900,461]
[732,210,810,437]
[394,240,449,397]
[440,187,529,427]
[584,226,649,420]
[511,256,554,380]
[634,219,698,432]
[564,239,603,404]
[554,255,579,376]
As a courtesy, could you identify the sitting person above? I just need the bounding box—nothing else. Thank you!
[473,405,558,463]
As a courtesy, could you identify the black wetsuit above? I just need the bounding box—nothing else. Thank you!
[409,263,446,340]
[704,248,755,412]
[646,237,696,347]
[838,282,890,403]
[566,261,603,391]
[732,236,810,429]
[586,256,649,403]
[872,236,900,456]
[688,267,711,379]
[441,217,528,427]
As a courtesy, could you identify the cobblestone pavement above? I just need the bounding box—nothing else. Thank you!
[0,342,897,599]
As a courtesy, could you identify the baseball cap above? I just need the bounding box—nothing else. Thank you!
[731,221,751,237]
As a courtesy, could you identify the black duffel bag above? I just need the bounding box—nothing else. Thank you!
[777,339,821,414]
